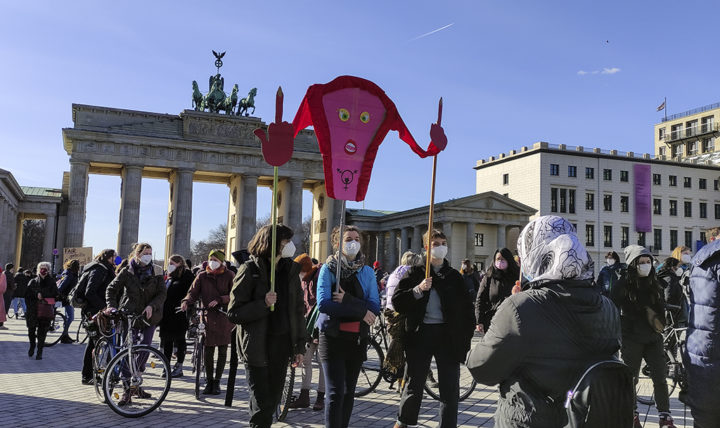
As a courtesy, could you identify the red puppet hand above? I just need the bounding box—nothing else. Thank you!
[254,87,294,167]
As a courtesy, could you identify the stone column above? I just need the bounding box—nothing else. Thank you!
[240,175,258,249]
[400,227,409,255]
[166,169,193,259]
[287,178,304,253]
[43,212,57,267]
[411,226,422,253]
[466,222,476,261]
[65,160,89,248]
[117,165,143,258]
[387,229,398,270]
[496,224,506,249]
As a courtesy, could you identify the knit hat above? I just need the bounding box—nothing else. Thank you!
[209,249,226,262]
[294,253,313,272]
[623,245,652,266]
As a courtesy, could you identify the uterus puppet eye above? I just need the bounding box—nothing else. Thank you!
[338,108,350,122]
[359,111,370,123]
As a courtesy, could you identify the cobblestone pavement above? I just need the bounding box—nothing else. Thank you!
[0,317,692,427]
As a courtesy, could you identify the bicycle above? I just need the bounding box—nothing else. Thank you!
[101,309,171,417]
[43,308,67,347]
[635,304,688,407]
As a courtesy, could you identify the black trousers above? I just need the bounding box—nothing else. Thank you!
[244,335,290,428]
[397,323,459,428]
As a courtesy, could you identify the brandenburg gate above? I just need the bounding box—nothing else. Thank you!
[62,104,342,262]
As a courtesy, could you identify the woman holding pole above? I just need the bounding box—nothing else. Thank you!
[316,225,380,428]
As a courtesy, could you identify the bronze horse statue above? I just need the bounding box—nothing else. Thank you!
[237,88,257,116]
[217,84,239,115]
[192,81,204,111]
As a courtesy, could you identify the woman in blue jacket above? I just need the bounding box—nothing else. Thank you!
[316,225,380,428]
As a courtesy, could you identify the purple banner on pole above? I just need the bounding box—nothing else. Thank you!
[634,164,652,232]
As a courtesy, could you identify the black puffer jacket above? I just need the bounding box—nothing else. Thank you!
[392,259,475,363]
[466,279,621,428]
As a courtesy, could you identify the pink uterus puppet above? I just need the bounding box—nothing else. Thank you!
[288,75,447,201]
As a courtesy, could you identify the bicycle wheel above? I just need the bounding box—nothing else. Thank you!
[44,312,66,347]
[275,361,295,422]
[103,345,171,418]
[93,338,112,403]
[424,358,477,402]
[355,339,384,397]
[193,336,205,400]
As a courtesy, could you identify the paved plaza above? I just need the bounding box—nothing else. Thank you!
[1,317,692,427]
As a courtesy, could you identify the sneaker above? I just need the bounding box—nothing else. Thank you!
[633,412,642,428]
[118,391,132,407]
[659,414,676,428]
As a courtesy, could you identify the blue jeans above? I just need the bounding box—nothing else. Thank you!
[11,297,26,315]
[62,304,74,335]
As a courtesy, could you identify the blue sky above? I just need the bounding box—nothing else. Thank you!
[2,1,719,259]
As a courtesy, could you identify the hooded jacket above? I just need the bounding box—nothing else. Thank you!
[683,238,720,413]
[466,279,621,427]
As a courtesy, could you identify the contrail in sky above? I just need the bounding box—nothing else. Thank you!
[409,23,455,41]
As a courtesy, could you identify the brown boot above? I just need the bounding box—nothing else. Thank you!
[289,389,310,409]
[312,391,325,411]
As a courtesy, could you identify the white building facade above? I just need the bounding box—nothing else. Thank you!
[475,142,720,265]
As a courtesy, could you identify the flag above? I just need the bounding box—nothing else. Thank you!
[657,100,666,111]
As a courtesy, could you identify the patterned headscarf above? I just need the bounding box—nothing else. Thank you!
[517,215,594,283]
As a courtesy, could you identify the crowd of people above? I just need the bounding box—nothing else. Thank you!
[2,216,720,427]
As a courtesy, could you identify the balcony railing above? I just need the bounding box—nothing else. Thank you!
[662,122,719,142]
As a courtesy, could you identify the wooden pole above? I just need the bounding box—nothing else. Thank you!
[425,97,442,279]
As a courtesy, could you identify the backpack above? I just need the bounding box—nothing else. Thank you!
[563,359,634,428]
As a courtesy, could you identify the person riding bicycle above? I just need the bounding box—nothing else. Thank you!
[181,249,235,395]
[610,245,677,428]
[392,229,475,428]
[467,216,626,428]
[228,225,306,428]
[105,242,166,407]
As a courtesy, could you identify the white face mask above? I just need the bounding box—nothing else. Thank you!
[681,254,691,264]
[208,260,221,270]
[167,264,177,274]
[281,241,296,258]
[606,258,615,266]
[140,254,153,265]
[431,245,448,260]
[343,241,361,257]
[675,267,684,277]
[637,263,652,277]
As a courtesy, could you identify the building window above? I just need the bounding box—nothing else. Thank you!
[653,174,661,185]
[560,188,567,213]
[716,204,720,219]
[620,170,629,182]
[551,188,558,212]
[585,167,594,179]
[684,177,692,188]
[638,231,646,247]
[700,202,707,219]
[474,233,484,247]
[653,198,661,215]
[669,200,677,216]
[604,226,613,247]
[503,173,509,185]
[699,178,707,190]
[621,226,630,248]
[669,175,677,186]
[569,189,576,214]
[670,230,678,249]
[684,201,692,217]
[586,224,595,247]
[621,196,629,213]
[568,166,577,177]
[585,192,594,211]
[603,194,612,211]
[685,231,693,248]
[603,169,612,181]
[550,164,559,176]
[654,229,662,251]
